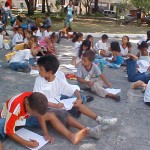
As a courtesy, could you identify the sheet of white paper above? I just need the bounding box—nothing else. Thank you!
[105,88,121,95]
[16,128,48,150]
[61,64,76,70]
[30,69,39,75]
[49,97,76,110]
[60,97,76,110]
[69,18,73,22]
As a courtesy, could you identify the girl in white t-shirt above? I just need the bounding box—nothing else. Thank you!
[120,36,132,57]
[71,32,83,66]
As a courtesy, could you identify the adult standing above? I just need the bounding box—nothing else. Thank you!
[64,0,74,27]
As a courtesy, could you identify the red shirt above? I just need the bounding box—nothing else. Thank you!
[0,92,32,135]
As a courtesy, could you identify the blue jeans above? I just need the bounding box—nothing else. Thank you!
[64,14,72,27]
[126,59,150,83]
[0,117,40,140]
[9,62,29,71]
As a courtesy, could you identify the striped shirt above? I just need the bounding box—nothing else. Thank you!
[0,92,32,135]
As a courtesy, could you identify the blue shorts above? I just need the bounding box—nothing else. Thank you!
[0,116,40,140]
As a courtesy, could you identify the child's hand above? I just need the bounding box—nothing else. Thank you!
[57,103,64,109]
[27,139,39,148]
[73,99,82,108]
[87,81,94,88]
[44,135,54,144]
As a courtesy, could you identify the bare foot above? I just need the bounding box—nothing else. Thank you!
[131,80,146,89]
[70,128,89,144]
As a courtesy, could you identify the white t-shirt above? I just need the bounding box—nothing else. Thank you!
[33,29,42,37]
[73,41,82,56]
[120,45,129,56]
[94,40,109,52]
[9,49,33,63]
[44,31,52,37]
[12,33,23,46]
[144,81,150,102]
[33,71,79,102]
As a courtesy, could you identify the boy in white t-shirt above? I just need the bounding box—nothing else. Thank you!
[94,34,111,57]
[12,27,23,47]
[9,45,39,72]
[33,55,118,131]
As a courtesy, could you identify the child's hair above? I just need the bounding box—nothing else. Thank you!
[50,32,57,39]
[72,32,83,43]
[27,92,48,115]
[86,35,93,40]
[16,15,22,22]
[40,26,46,30]
[31,26,38,32]
[82,50,95,62]
[5,1,9,7]
[37,55,59,74]
[66,27,72,32]
[45,12,50,17]
[138,41,148,49]
[122,35,132,48]
[78,40,91,58]
[111,41,121,52]
[101,34,108,40]
[16,26,22,31]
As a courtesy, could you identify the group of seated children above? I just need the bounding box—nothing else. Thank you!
[0,54,119,149]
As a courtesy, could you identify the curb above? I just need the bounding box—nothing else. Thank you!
[82,33,145,38]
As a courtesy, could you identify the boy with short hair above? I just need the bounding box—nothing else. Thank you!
[76,50,120,102]
[33,55,118,128]
[94,34,111,57]
[12,26,23,47]
[0,92,90,148]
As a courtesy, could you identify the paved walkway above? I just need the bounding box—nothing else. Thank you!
[0,37,150,150]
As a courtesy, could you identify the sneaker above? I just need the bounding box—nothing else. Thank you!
[86,96,94,102]
[100,117,118,130]
[89,125,102,139]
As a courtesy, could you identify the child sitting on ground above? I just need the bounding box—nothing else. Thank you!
[33,54,118,131]
[86,35,94,51]
[94,34,111,57]
[126,53,150,83]
[106,41,124,69]
[136,41,150,63]
[72,39,91,67]
[9,44,39,72]
[24,29,33,43]
[39,32,57,55]
[0,92,90,148]
[45,25,52,37]
[120,35,132,57]
[12,26,23,47]
[76,50,120,102]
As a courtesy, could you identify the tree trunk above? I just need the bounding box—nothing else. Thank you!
[25,0,34,15]
[42,0,46,13]
[94,0,98,12]
[46,0,50,12]
[34,0,37,10]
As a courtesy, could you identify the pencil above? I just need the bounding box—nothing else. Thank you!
[54,97,66,110]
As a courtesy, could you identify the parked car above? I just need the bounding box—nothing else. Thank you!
[103,10,116,18]
[36,4,47,11]
[145,16,150,25]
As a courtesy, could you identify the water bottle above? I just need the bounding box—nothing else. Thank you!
[85,74,90,81]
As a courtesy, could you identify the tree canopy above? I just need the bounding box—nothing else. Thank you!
[131,0,150,11]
